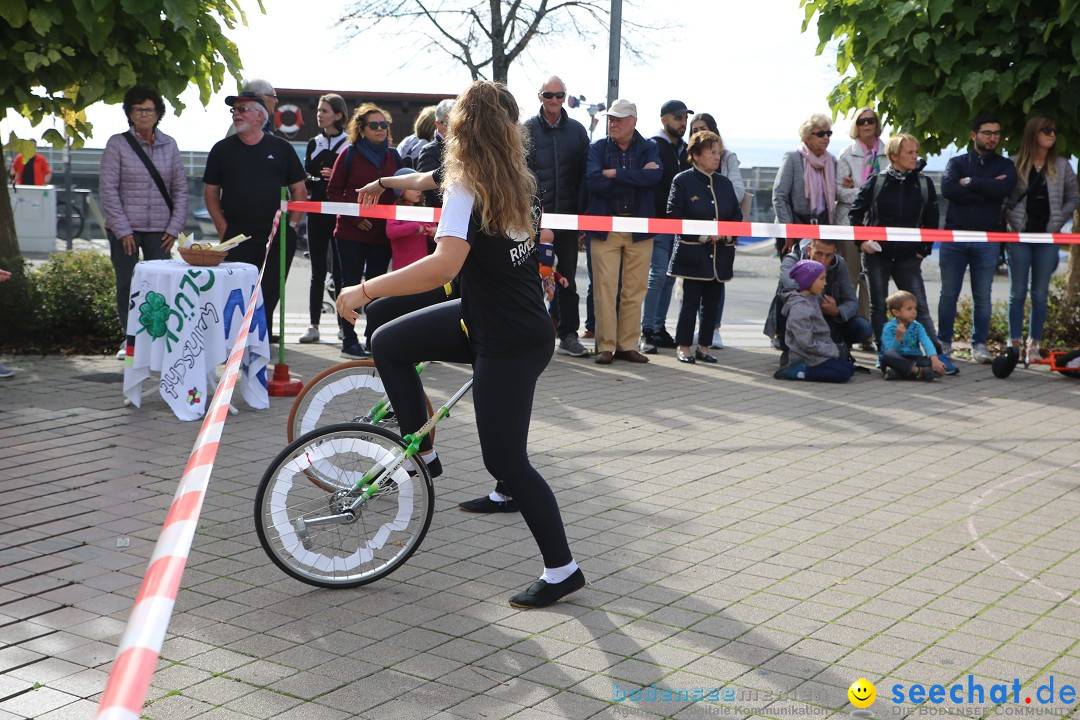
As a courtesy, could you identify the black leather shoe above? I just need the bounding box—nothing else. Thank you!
[653,329,677,348]
[459,495,517,513]
[695,349,718,363]
[508,568,586,609]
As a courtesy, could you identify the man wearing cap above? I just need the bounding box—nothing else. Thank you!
[640,99,693,354]
[225,78,278,137]
[524,75,591,358]
[584,99,662,364]
[203,92,307,337]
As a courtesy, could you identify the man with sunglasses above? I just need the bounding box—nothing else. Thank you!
[640,99,693,355]
[225,78,278,137]
[203,92,307,337]
[938,114,1017,364]
[524,76,590,358]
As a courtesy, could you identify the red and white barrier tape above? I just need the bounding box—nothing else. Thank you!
[95,211,282,720]
[287,200,1080,245]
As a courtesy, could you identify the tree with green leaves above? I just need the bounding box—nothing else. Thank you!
[0,0,258,258]
[803,0,1080,301]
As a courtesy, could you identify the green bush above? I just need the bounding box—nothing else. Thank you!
[0,251,121,354]
[953,275,1080,349]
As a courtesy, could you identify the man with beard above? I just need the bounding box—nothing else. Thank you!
[938,114,1016,364]
[203,92,307,337]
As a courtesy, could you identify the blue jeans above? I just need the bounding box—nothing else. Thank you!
[640,234,675,332]
[937,243,999,345]
[801,358,854,383]
[1007,243,1059,342]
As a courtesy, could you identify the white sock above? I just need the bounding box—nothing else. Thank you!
[540,560,579,584]
[421,451,437,463]
[488,491,511,502]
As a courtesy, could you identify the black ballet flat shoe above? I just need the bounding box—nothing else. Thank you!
[676,351,695,364]
[695,349,718,363]
[508,568,586,609]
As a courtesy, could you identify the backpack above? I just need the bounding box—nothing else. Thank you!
[868,172,930,227]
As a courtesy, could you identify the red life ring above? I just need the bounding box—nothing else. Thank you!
[275,104,304,135]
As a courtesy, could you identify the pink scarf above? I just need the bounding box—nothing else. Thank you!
[799,143,836,222]
[860,139,884,184]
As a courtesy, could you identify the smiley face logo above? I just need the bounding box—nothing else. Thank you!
[848,678,876,709]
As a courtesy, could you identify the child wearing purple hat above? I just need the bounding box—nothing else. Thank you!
[775,259,855,382]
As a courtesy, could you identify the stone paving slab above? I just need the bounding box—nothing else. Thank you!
[0,341,1077,720]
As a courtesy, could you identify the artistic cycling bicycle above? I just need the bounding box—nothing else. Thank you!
[254,371,471,588]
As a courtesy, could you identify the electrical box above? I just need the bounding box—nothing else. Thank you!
[7,184,58,253]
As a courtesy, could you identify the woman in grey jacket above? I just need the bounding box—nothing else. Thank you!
[772,113,837,256]
[1005,115,1079,361]
[100,85,189,345]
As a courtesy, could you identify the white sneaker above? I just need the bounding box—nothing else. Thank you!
[0,363,13,378]
[299,326,320,344]
[972,343,992,364]
[115,344,126,360]
[1027,342,1042,363]
[710,330,724,349]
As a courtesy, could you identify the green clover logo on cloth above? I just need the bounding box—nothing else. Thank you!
[137,291,171,339]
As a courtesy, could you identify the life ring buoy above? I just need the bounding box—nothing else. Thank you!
[275,104,304,135]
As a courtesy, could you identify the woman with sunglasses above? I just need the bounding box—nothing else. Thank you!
[1005,116,1079,362]
[771,113,837,256]
[338,81,585,609]
[326,103,403,357]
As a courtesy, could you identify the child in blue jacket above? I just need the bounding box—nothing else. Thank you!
[880,290,947,380]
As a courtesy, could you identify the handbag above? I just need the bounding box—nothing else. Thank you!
[122,133,173,212]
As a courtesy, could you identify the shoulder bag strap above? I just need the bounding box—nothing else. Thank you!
[122,132,173,212]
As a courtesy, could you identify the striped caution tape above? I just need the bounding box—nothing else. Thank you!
[94,211,283,720]
[286,200,1080,244]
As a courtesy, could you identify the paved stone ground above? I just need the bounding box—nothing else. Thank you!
[1,327,1078,720]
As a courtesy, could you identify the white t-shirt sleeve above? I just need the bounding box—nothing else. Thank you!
[435,183,475,241]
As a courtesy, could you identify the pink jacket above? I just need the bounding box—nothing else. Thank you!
[386,218,431,268]
[100,128,189,239]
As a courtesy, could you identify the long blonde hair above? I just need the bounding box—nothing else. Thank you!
[1014,115,1058,183]
[442,81,536,239]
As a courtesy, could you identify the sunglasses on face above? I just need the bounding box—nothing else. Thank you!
[366,121,390,130]
[541,92,566,100]
[856,116,877,126]
[230,106,255,114]
[811,130,833,138]
[1040,127,1058,135]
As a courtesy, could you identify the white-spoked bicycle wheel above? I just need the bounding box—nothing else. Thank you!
[255,423,434,588]
[286,361,435,445]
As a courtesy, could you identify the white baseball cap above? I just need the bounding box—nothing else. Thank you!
[602,99,637,119]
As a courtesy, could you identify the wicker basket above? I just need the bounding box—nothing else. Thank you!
[178,247,227,267]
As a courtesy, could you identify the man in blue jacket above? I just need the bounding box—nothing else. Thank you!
[939,114,1017,364]
[585,99,662,364]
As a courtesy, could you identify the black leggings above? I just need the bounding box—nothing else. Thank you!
[307,213,336,326]
[370,299,572,568]
[363,283,458,347]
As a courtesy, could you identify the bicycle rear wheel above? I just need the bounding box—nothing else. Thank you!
[254,423,434,589]
[286,360,435,444]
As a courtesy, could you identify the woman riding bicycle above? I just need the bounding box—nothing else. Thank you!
[337,80,585,609]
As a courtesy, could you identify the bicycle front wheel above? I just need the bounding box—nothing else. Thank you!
[286,360,435,444]
[254,423,435,589]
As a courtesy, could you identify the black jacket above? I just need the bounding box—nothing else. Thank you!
[941,150,1017,231]
[524,108,590,213]
[416,133,446,208]
[651,131,690,217]
[849,170,938,258]
[666,167,741,281]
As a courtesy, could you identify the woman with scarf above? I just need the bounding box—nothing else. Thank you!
[326,103,403,356]
[833,107,882,333]
[771,113,837,257]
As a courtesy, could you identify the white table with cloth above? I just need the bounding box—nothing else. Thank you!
[122,259,270,421]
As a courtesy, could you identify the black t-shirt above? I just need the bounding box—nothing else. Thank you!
[435,184,554,357]
[1024,167,1051,233]
[203,134,305,229]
